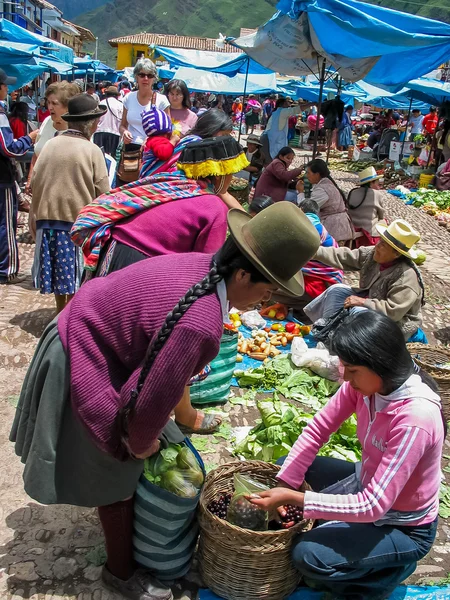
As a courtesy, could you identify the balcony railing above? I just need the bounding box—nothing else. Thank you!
[0,11,43,33]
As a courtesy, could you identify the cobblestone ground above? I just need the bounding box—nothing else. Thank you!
[0,180,450,600]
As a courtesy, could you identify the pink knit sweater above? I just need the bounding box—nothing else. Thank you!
[279,376,444,525]
[58,253,223,458]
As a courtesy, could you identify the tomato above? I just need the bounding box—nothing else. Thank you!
[285,322,296,333]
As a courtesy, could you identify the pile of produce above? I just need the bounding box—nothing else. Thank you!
[143,443,204,498]
[406,189,450,229]
[234,396,361,464]
[327,159,384,173]
[237,324,309,362]
[206,472,304,531]
[235,354,339,408]
[229,176,248,190]
[382,169,416,190]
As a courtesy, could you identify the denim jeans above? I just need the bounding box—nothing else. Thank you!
[278,456,438,600]
[303,284,367,322]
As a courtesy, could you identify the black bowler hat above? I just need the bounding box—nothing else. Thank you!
[62,93,107,122]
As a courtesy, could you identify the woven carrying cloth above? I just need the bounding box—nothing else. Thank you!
[177,136,249,179]
[71,172,211,272]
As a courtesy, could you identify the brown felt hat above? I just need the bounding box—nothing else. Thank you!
[227,202,320,296]
[62,93,107,122]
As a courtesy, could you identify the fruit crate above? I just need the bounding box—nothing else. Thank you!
[198,461,313,600]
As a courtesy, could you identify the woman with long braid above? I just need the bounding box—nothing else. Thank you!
[304,219,426,341]
[10,202,320,600]
[297,158,354,243]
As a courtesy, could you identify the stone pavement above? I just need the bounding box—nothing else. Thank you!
[0,194,449,599]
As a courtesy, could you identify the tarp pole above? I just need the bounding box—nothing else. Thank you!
[400,95,413,161]
[238,57,250,143]
[313,58,326,159]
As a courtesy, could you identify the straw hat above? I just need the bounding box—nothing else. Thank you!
[375,219,420,260]
[62,94,107,122]
[358,166,382,185]
[178,136,249,178]
[246,133,262,146]
[227,202,320,296]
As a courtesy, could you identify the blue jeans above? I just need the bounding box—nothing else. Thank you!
[278,456,437,600]
[304,284,366,322]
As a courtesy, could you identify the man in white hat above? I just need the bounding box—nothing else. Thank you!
[346,166,385,247]
[303,219,426,341]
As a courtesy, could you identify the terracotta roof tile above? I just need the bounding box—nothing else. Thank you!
[108,32,241,53]
[239,28,257,37]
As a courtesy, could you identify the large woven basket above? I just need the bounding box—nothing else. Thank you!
[407,343,450,421]
[198,461,313,600]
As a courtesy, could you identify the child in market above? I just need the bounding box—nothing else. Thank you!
[140,106,180,177]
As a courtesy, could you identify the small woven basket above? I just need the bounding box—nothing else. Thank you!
[198,461,313,600]
[407,343,450,421]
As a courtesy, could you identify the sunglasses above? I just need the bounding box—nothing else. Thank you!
[137,73,154,79]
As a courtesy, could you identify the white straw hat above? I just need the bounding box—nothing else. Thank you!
[375,219,420,259]
[358,166,382,185]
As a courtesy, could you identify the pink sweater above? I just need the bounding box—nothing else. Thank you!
[58,253,223,459]
[279,376,443,525]
[112,194,228,257]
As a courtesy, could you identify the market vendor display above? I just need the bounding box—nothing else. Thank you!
[304,219,426,341]
[249,310,444,599]
[10,202,320,600]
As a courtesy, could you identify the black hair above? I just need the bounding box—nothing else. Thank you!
[405,257,426,307]
[189,108,232,138]
[165,79,191,109]
[332,311,446,436]
[277,146,295,159]
[300,199,320,216]
[275,97,287,109]
[9,101,29,123]
[307,158,347,204]
[86,82,96,91]
[345,105,353,111]
[249,195,274,215]
[347,185,370,210]
[121,81,131,90]
[115,236,270,455]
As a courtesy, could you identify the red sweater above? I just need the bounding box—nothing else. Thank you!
[9,117,27,139]
[58,253,223,458]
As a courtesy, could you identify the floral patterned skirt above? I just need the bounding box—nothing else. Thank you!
[37,228,83,295]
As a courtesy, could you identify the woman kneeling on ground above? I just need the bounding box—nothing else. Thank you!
[72,136,250,434]
[303,219,425,341]
[10,203,320,600]
[250,310,444,600]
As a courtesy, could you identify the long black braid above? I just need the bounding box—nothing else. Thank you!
[404,257,426,307]
[347,184,369,210]
[115,237,270,458]
[308,158,347,205]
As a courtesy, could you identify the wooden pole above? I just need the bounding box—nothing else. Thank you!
[313,58,326,159]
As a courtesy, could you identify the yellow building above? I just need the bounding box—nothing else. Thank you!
[108,32,241,70]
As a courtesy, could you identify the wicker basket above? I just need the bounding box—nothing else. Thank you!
[407,343,450,421]
[198,461,313,600]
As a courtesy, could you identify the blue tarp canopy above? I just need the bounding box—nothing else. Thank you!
[170,66,278,94]
[73,56,115,73]
[341,81,429,110]
[0,18,74,65]
[404,77,450,102]
[228,0,450,87]
[153,45,273,76]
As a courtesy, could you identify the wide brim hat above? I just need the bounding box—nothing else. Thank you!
[375,219,420,259]
[177,136,249,178]
[227,203,321,296]
[62,94,107,122]
[358,166,382,185]
[246,133,262,146]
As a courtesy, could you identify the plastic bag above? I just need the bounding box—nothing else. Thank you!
[240,310,267,330]
[352,146,360,161]
[291,337,341,381]
[227,473,270,531]
[144,443,205,498]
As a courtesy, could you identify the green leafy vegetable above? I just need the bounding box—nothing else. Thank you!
[439,482,450,519]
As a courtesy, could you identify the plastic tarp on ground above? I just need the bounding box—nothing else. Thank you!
[153,46,273,76]
[228,0,450,87]
[169,66,278,95]
[199,586,450,600]
[0,18,74,65]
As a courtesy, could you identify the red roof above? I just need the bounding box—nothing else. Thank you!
[108,32,241,53]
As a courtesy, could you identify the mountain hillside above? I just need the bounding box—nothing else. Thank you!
[75,0,450,68]
[51,0,110,20]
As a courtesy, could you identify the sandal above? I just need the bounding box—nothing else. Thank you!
[176,411,223,435]
[102,566,173,600]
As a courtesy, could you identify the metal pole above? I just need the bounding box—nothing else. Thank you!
[95,37,98,60]
[313,58,326,159]
[400,95,413,162]
[238,56,250,143]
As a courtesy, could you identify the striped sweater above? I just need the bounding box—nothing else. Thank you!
[278,375,443,525]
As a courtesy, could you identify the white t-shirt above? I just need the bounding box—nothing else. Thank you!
[409,115,424,135]
[34,116,58,157]
[97,97,124,135]
[123,91,170,144]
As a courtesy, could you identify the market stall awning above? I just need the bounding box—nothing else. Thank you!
[404,77,450,101]
[153,46,273,76]
[228,0,450,86]
[172,66,278,95]
[0,18,74,65]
